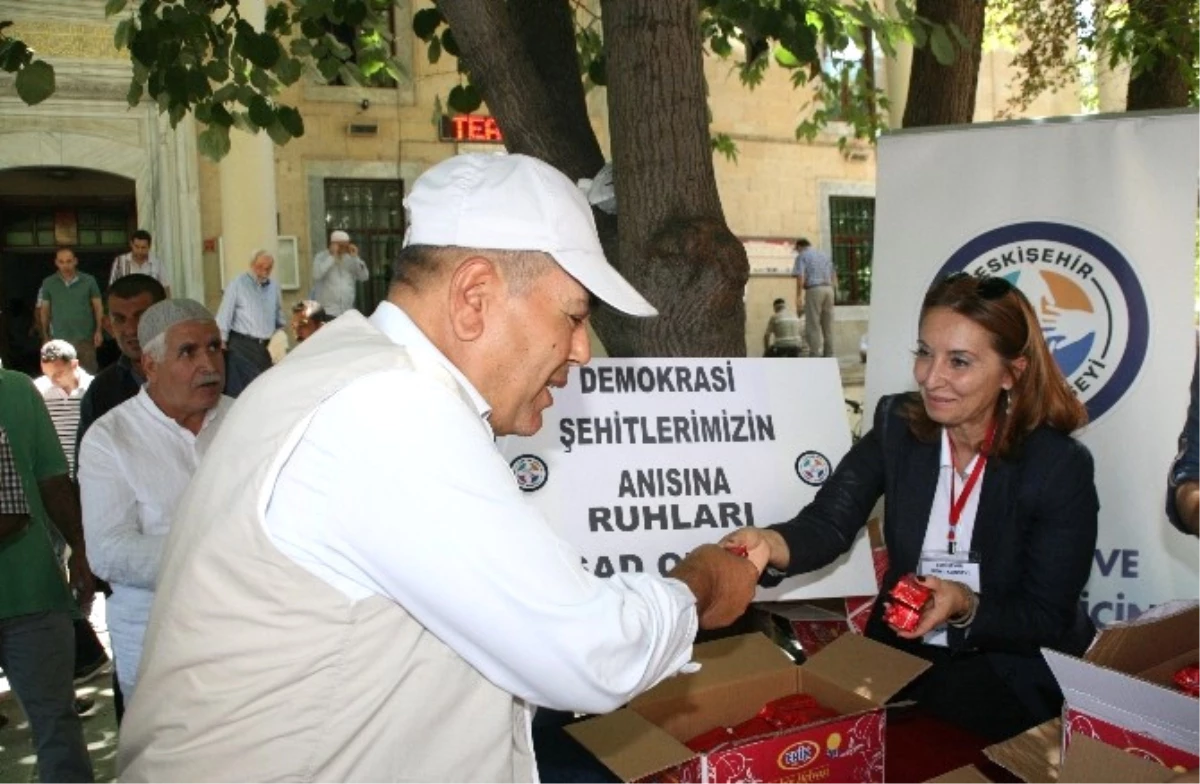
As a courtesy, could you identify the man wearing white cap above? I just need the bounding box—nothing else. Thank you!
[118,153,759,782]
[78,298,232,705]
[311,229,369,316]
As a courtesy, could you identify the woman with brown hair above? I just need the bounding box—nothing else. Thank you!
[724,272,1098,740]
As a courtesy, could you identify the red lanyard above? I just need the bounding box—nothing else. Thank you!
[947,420,996,555]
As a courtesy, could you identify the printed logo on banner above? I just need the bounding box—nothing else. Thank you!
[937,222,1149,423]
[510,455,549,492]
[795,451,832,486]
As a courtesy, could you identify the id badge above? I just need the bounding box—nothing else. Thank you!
[917,552,981,647]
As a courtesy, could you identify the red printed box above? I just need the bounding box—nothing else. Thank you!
[567,632,929,783]
[1043,601,1199,773]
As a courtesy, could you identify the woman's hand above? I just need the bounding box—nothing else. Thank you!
[719,527,790,572]
[889,575,974,639]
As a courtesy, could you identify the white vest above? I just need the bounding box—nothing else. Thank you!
[118,312,535,782]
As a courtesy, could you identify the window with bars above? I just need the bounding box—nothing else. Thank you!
[324,178,405,315]
[829,196,875,305]
[2,209,128,248]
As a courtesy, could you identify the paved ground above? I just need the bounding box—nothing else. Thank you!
[0,360,868,782]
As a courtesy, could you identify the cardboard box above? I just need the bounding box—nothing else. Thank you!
[985,720,1187,783]
[566,631,930,783]
[1042,601,1198,770]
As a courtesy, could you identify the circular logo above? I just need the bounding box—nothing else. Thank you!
[778,739,822,770]
[510,454,548,492]
[938,222,1148,423]
[795,451,832,486]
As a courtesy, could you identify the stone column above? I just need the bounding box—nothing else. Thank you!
[218,0,277,288]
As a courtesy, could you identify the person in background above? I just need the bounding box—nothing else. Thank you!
[118,153,759,782]
[0,368,96,782]
[763,297,804,357]
[79,299,231,706]
[725,272,1097,741]
[1167,345,1198,536]
[290,300,333,345]
[34,341,92,478]
[214,249,284,378]
[37,248,104,374]
[109,230,172,297]
[311,230,369,317]
[792,238,837,359]
[33,340,111,687]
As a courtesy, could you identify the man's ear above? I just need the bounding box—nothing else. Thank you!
[141,353,158,383]
[447,255,498,343]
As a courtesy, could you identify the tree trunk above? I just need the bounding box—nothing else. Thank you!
[1125,0,1196,110]
[597,0,748,357]
[902,0,986,127]
[438,0,603,181]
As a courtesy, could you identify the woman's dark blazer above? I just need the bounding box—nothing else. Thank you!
[769,392,1098,660]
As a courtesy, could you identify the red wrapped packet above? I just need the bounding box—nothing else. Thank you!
[883,602,923,633]
[890,574,931,611]
[1174,664,1199,697]
[685,726,734,753]
[728,716,778,742]
[760,694,837,729]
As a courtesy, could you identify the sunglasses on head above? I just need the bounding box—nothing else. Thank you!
[942,271,1014,300]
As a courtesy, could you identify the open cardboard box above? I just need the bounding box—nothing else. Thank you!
[566,631,929,783]
[1042,601,1198,770]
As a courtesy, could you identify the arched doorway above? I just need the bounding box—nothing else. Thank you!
[0,167,137,375]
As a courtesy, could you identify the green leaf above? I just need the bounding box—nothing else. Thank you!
[277,105,304,137]
[204,59,229,82]
[244,33,281,69]
[441,29,460,58]
[114,18,133,51]
[210,103,234,127]
[0,39,31,72]
[274,56,303,86]
[130,28,159,67]
[168,101,186,127]
[264,5,289,33]
[344,0,368,27]
[929,24,954,65]
[412,8,443,40]
[126,78,144,107]
[231,111,257,134]
[337,63,359,87]
[248,95,275,128]
[197,124,231,161]
[104,0,129,17]
[447,83,481,114]
[587,57,606,85]
[909,23,927,49]
[250,66,272,92]
[15,60,56,105]
[774,46,800,68]
[427,36,442,64]
[289,39,312,57]
[265,117,292,145]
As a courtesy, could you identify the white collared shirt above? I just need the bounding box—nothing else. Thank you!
[34,369,92,476]
[919,428,986,647]
[78,389,232,697]
[264,301,699,714]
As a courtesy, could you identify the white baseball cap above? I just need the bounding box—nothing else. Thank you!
[330,230,351,243]
[403,153,657,317]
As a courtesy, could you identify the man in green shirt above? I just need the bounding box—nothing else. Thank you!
[37,247,103,374]
[0,368,96,782]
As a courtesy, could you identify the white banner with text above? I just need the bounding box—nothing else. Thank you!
[501,357,877,601]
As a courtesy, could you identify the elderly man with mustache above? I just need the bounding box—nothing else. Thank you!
[78,299,231,704]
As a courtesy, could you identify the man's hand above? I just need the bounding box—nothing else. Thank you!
[348,242,359,257]
[668,544,759,629]
[67,549,96,606]
[1176,481,1200,535]
[889,575,973,639]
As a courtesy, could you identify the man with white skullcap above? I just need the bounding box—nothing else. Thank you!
[118,154,759,782]
[311,228,369,316]
[78,298,232,704]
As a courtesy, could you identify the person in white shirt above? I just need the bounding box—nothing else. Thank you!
[109,229,172,297]
[310,229,368,316]
[116,153,760,782]
[78,299,232,705]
